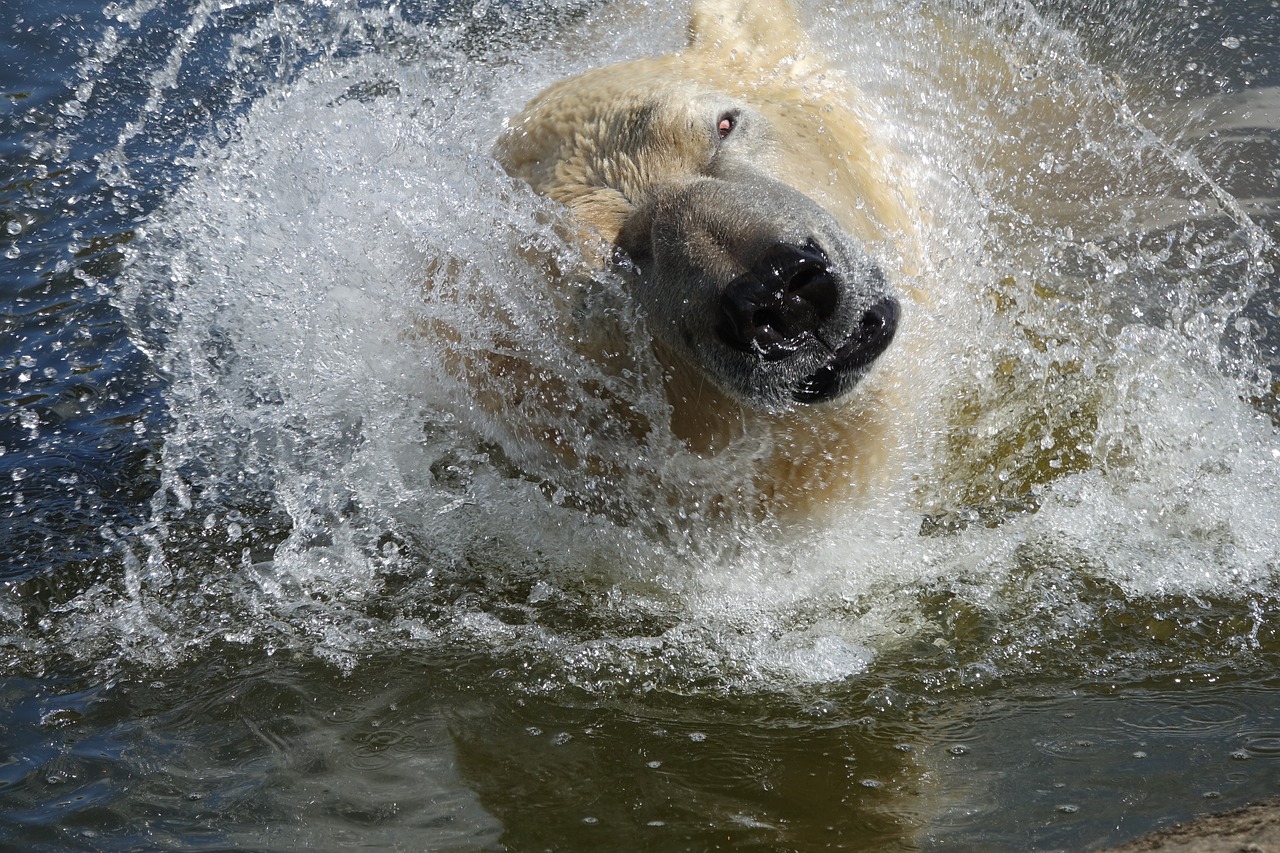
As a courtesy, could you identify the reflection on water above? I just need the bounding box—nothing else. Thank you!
[2,0,1280,850]
[5,652,1277,851]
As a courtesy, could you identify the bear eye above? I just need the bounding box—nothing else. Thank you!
[717,112,736,140]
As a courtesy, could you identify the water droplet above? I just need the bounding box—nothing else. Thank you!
[1057,804,1080,814]
[39,709,81,728]
[1221,36,1241,49]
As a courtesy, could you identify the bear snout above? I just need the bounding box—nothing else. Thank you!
[717,239,839,360]
[713,234,899,406]
[633,169,900,409]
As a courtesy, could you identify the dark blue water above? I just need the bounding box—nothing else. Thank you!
[3,0,1280,850]
[3,1,157,579]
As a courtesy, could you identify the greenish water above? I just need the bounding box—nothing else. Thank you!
[3,0,1280,850]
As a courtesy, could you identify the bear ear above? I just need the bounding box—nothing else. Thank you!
[687,0,808,58]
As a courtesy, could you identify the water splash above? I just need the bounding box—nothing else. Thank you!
[8,0,1278,693]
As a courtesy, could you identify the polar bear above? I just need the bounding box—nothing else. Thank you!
[451,0,928,520]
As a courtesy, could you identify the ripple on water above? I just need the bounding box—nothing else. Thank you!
[1116,693,1253,736]
[1238,731,1280,759]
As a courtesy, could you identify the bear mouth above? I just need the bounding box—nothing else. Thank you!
[792,296,900,404]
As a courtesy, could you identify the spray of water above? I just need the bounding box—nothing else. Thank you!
[16,0,1277,691]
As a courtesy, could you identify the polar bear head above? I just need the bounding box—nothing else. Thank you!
[496,0,918,415]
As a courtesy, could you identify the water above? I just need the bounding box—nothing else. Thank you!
[2,0,1279,849]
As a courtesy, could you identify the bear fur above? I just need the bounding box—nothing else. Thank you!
[464,0,928,520]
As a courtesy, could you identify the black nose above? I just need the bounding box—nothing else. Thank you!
[718,240,839,360]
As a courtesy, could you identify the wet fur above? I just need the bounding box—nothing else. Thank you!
[451,0,928,518]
